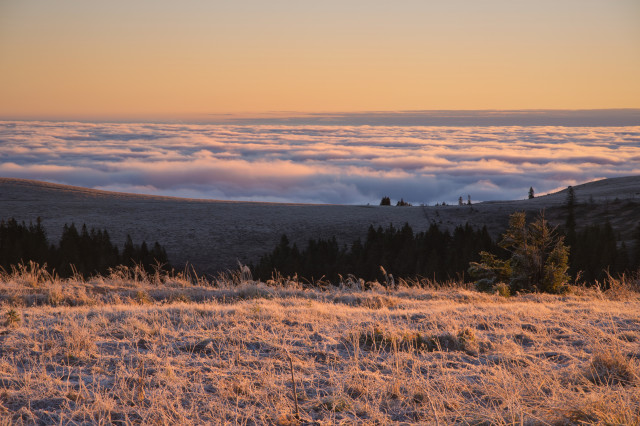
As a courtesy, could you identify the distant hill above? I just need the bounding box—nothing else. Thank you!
[1,176,638,275]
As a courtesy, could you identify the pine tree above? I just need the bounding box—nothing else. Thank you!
[565,186,577,278]
[122,235,135,266]
[151,242,169,266]
[615,242,630,274]
[468,251,511,291]
[566,185,576,206]
[633,224,640,271]
[475,211,569,293]
[57,223,82,276]
[528,187,535,199]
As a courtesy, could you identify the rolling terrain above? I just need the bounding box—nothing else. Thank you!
[1,176,639,275]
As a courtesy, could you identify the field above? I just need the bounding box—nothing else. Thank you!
[1,176,639,275]
[1,267,639,425]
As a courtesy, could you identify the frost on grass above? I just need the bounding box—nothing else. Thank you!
[0,268,639,424]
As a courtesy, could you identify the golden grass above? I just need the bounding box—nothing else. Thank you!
[0,266,639,424]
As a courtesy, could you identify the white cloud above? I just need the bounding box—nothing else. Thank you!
[0,121,638,204]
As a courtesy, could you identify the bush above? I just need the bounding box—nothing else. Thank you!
[469,251,511,291]
[493,282,511,297]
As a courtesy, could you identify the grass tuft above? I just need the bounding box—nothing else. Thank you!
[587,351,639,386]
[4,308,20,327]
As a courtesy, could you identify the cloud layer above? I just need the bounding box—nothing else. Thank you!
[1,121,639,204]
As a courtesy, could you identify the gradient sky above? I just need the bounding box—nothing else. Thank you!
[1,0,639,119]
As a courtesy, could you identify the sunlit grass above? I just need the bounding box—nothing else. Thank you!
[0,265,638,424]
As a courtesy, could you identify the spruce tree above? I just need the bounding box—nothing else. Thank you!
[122,235,135,266]
[565,186,577,278]
[493,211,569,293]
[633,224,640,271]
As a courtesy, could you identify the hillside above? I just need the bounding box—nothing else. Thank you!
[1,176,639,275]
[0,269,638,424]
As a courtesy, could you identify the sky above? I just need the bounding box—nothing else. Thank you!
[1,0,639,119]
[1,2,639,204]
[1,121,638,204]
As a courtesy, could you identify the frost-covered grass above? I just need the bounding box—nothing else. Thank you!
[0,266,639,424]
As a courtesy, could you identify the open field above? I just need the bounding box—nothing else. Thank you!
[1,176,639,275]
[1,268,639,424]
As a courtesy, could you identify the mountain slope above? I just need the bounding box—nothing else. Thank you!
[1,176,638,274]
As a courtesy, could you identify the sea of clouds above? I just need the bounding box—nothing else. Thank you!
[1,121,638,204]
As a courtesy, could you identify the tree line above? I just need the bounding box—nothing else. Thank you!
[379,196,412,206]
[0,218,170,278]
[252,223,500,283]
[562,186,639,283]
[254,195,640,289]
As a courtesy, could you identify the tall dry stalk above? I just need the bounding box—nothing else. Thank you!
[286,351,300,421]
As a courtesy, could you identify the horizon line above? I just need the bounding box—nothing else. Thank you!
[2,108,640,126]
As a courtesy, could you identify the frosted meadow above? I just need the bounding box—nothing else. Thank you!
[0,267,639,424]
[1,121,639,204]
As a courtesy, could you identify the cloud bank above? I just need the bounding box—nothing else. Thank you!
[1,121,638,204]
[212,109,640,127]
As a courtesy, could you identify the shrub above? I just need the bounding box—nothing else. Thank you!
[469,251,511,292]
[4,309,20,327]
[493,282,511,297]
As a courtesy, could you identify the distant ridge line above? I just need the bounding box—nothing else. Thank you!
[1,175,639,205]
[0,177,329,206]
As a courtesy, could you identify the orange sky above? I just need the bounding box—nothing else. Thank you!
[1,1,639,119]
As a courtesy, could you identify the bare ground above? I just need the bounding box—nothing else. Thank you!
[0,268,639,425]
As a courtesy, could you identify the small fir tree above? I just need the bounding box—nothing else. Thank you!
[565,186,577,276]
[501,211,569,293]
[471,211,569,293]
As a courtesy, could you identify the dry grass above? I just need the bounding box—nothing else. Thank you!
[0,266,639,424]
